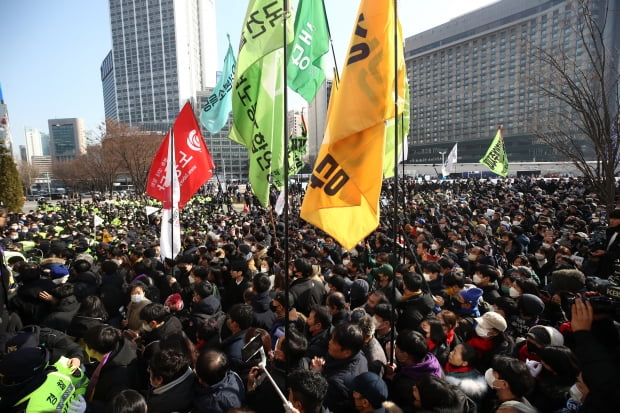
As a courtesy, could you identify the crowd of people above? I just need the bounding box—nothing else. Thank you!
[0,176,619,413]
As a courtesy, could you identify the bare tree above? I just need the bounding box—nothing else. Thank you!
[17,161,41,195]
[533,0,619,211]
[102,120,164,197]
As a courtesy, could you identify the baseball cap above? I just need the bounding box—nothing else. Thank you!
[474,311,507,332]
[346,372,388,409]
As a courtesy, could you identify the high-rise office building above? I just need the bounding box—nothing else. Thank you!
[405,0,620,164]
[306,79,332,166]
[24,126,44,163]
[48,118,87,163]
[0,83,13,155]
[102,0,218,132]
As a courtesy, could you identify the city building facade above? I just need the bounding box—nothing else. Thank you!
[405,0,620,164]
[102,0,218,132]
[48,118,86,163]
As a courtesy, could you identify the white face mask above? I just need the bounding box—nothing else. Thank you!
[52,276,69,285]
[475,325,491,338]
[142,323,153,332]
[512,221,521,226]
[261,266,269,273]
[342,259,350,266]
[473,274,483,285]
[542,243,551,249]
[535,253,545,260]
[188,275,196,284]
[423,273,432,282]
[131,294,144,303]
[509,287,520,298]
[372,317,382,329]
[569,383,583,403]
[485,368,497,388]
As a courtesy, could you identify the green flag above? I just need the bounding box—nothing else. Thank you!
[480,126,509,177]
[287,0,330,103]
[383,76,410,178]
[230,0,293,206]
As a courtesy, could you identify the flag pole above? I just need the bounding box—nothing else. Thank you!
[390,0,399,365]
[282,0,291,377]
[169,127,175,278]
[321,0,340,86]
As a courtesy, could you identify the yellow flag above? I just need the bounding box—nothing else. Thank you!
[300,0,406,250]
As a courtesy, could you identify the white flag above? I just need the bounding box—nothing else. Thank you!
[160,207,181,259]
[442,143,458,177]
[274,191,286,216]
[93,215,104,228]
[145,206,159,216]
[160,129,182,260]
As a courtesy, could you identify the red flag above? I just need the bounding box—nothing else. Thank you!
[146,102,215,208]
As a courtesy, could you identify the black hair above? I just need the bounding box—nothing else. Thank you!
[396,330,428,363]
[331,323,364,354]
[310,305,332,330]
[111,389,147,413]
[252,273,271,294]
[477,264,500,282]
[373,303,395,325]
[228,303,254,330]
[288,369,328,413]
[195,349,228,386]
[293,257,313,277]
[193,281,214,299]
[403,271,424,292]
[538,345,580,385]
[326,292,347,311]
[458,343,478,366]
[129,281,148,294]
[443,271,465,288]
[73,259,91,273]
[191,265,210,281]
[84,325,123,354]
[283,327,308,363]
[149,348,189,384]
[492,355,535,398]
[101,260,119,275]
[77,295,109,320]
[327,275,346,293]
[139,303,170,323]
[421,261,441,274]
[416,375,460,410]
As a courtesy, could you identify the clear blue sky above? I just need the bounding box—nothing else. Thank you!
[0,0,497,156]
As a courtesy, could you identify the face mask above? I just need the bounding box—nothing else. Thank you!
[535,253,545,260]
[9,235,18,240]
[569,383,583,403]
[468,253,478,261]
[372,317,382,329]
[142,323,153,332]
[261,266,269,273]
[423,273,432,282]
[509,287,520,298]
[112,259,123,266]
[52,276,68,285]
[542,243,551,249]
[445,287,456,296]
[473,274,483,285]
[131,294,144,303]
[485,368,497,388]
[512,221,521,226]
[476,325,491,338]
[251,245,256,252]
[501,285,511,294]
[342,259,350,266]
[9,226,18,230]
[439,224,446,229]
[188,275,196,284]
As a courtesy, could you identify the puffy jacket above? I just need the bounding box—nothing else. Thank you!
[192,370,245,413]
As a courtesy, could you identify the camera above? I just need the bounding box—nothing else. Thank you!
[572,275,620,320]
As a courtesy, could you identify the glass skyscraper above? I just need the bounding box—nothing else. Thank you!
[102,0,217,132]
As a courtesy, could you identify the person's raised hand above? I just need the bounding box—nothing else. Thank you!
[571,298,593,332]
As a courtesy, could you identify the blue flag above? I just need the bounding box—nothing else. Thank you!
[200,36,236,134]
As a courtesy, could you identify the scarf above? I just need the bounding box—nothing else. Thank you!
[85,352,111,402]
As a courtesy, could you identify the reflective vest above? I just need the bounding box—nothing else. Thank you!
[14,370,77,413]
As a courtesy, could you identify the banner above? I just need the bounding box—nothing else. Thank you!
[383,76,410,178]
[229,0,292,207]
[300,0,406,250]
[442,143,458,177]
[480,126,509,177]
[287,0,330,103]
[146,102,215,209]
[200,36,236,134]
